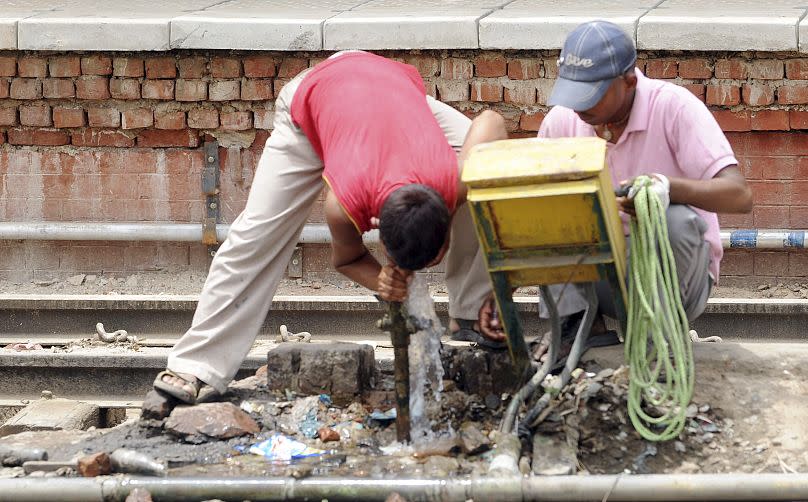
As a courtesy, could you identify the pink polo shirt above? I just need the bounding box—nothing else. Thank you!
[538,69,737,281]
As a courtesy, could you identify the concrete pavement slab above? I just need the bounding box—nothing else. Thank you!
[325,0,511,49]
[638,0,806,51]
[17,0,221,51]
[479,0,655,49]
[171,0,365,51]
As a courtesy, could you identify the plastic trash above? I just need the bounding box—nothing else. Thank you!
[369,408,397,423]
[246,433,325,461]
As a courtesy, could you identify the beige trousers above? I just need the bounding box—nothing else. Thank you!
[167,69,491,392]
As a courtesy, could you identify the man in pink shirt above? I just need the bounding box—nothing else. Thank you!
[479,21,752,361]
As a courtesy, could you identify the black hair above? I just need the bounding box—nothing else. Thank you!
[379,184,450,271]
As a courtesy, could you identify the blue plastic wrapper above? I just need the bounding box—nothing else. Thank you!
[369,408,397,422]
[246,433,325,461]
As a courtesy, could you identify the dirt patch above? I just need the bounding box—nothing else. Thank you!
[1,271,801,300]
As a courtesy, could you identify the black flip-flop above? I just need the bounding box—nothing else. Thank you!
[153,369,202,404]
[450,318,508,350]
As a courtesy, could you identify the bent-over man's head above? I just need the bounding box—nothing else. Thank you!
[379,184,450,271]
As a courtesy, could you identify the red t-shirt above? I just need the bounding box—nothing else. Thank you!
[290,52,458,233]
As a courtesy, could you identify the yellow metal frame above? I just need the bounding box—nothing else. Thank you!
[462,137,627,377]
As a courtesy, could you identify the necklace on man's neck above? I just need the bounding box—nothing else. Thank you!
[598,111,630,142]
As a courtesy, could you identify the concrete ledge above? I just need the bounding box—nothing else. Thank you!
[5,1,807,52]
[0,294,806,315]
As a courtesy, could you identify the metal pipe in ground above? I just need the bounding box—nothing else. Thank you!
[5,474,808,502]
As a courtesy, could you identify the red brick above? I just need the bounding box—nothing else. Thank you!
[436,80,469,102]
[178,57,207,78]
[790,253,808,277]
[792,206,808,225]
[507,58,541,80]
[175,79,207,101]
[402,55,439,77]
[706,84,740,106]
[753,206,789,227]
[749,180,792,205]
[747,59,784,80]
[543,58,559,79]
[0,107,17,126]
[155,110,186,130]
[87,107,120,128]
[719,251,752,276]
[76,77,110,100]
[187,108,218,129]
[0,80,8,99]
[750,110,789,131]
[121,108,153,129]
[441,58,473,80]
[746,132,808,156]
[72,129,134,147]
[142,80,175,100]
[712,110,750,132]
[19,104,51,127]
[645,60,677,79]
[137,129,200,148]
[754,252,789,276]
[785,59,808,80]
[17,57,47,78]
[273,78,290,97]
[471,81,503,102]
[277,58,306,78]
[48,56,81,77]
[112,57,144,77]
[53,107,85,128]
[503,81,536,105]
[10,78,41,99]
[7,128,70,146]
[242,56,276,78]
[42,78,74,99]
[0,56,16,76]
[80,55,112,75]
[209,80,240,101]
[145,57,177,79]
[211,57,242,78]
[745,156,796,180]
[777,85,808,105]
[220,111,252,130]
[519,111,544,132]
[109,78,140,100]
[718,211,753,228]
[714,59,748,79]
[241,79,273,100]
[798,157,808,180]
[742,83,774,106]
[474,55,506,77]
[682,83,705,101]
[678,58,711,79]
[789,110,808,130]
[253,109,274,129]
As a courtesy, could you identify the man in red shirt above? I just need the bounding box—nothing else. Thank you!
[153,51,506,404]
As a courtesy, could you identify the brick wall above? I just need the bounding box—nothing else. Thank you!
[0,50,806,284]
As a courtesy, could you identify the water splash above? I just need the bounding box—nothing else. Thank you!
[405,273,445,444]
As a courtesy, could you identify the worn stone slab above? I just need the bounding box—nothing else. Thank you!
[266,342,375,404]
[17,0,220,51]
[479,0,652,49]
[324,1,509,50]
[638,0,804,51]
[171,0,363,51]
[799,15,808,52]
[0,399,99,437]
[0,2,56,50]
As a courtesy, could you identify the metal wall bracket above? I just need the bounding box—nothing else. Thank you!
[202,141,220,256]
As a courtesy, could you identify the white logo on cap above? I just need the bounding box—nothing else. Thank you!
[559,54,593,68]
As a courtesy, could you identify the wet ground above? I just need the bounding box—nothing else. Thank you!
[4,341,808,486]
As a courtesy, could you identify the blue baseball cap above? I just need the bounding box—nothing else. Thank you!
[548,21,637,112]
